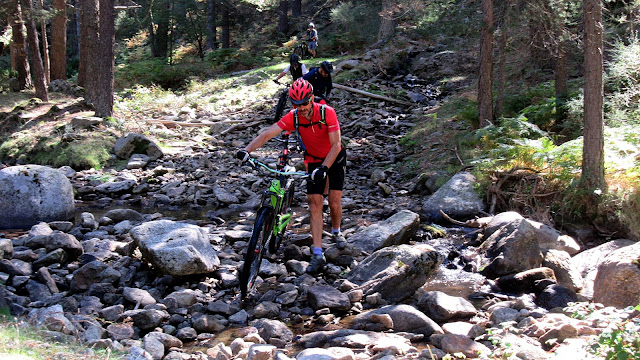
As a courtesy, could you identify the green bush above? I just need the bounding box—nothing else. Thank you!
[115,59,203,90]
[605,37,640,126]
[329,1,380,51]
[589,304,640,359]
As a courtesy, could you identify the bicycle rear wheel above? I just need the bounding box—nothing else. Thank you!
[294,44,305,60]
[270,181,295,254]
[273,89,289,124]
[240,207,274,298]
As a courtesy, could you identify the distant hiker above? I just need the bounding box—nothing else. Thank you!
[275,53,308,83]
[303,61,333,104]
[307,23,318,58]
[236,78,347,275]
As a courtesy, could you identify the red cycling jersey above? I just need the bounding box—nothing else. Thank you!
[277,102,340,162]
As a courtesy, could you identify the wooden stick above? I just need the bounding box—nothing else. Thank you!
[333,83,415,106]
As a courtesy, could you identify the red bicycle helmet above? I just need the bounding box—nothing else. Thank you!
[289,78,313,105]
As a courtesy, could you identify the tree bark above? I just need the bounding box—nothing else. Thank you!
[221,5,229,48]
[555,39,567,122]
[478,0,494,128]
[50,0,67,80]
[206,0,217,50]
[38,0,50,84]
[278,0,289,34]
[494,2,508,120]
[582,0,606,192]
[291,0,301,17]
[21,0,49,101]
[9,0,32,90]
[82,0,99,103]
[94,0,114,117]
[78,0,90,86]
[151,0,170,58]
[377,0,396,43]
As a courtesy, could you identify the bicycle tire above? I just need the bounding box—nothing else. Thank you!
[273,89,289,124]
[240,207,275,298]
[270,180,295,253]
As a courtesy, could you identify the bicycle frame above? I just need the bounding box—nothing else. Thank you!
[248,132,307,241]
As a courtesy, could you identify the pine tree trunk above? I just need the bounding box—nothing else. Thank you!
[582,0,605,191]
[291,0,301,17]
[94,0,114,117]
[555,39,567,122]
[21,0,48,101]
[38,0,50,84]
[50,0,67,80]
[221,5,229,48]
[206,0,217,50]
[478,0,494,128]
[82,0,99,104]
[278,0,289,34]
[9,0,32,90]
[78,0,89,87]
[377,1,396,43]
[494,13,507,119]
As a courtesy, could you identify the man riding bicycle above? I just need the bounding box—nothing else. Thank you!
[236,78,347,275]
[303,61,333,104]
[307,23,318,58]
[275,53,307,83]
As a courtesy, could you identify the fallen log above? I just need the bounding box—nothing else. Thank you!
[333,83,415,106]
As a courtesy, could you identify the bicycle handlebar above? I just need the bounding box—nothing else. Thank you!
[247,158,309,178]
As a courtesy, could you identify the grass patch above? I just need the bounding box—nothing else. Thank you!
[0,314,125,360]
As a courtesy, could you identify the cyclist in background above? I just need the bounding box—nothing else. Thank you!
[275,53,308,83]
[307,23,318,58]
[303,61,333,104]
[236,78,347,275]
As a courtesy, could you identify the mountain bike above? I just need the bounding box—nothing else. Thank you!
[239,132,308,298]
[293,42,308,60]
[272,81,290,124]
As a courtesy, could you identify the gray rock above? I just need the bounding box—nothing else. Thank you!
[129,220,220,276]
[416,291,476,322]
[349,210,420,254]
[114,133,164,161]
[306,285,351,312]
[0,165,75,229]
[346,244,443,302]
[352,304,443,337]
[422,172,485,222]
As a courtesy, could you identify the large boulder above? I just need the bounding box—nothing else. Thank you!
[571,239,635,299]
[349,210,420,254]
[593,242,640,308]
[346,244,443,302]
[0,165,75,229]
[422,172,485,222]
[129,220,220,276]
[113,133,163,161]
[479,216,544,278]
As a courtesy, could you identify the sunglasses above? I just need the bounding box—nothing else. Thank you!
[292,100,311,107]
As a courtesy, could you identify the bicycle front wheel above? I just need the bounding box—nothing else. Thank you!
[273,89,289,124]
[240,207,275,298]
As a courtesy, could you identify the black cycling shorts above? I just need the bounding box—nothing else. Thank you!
[306,148,346,195]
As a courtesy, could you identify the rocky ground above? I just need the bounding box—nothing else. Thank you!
[2,52,640,360]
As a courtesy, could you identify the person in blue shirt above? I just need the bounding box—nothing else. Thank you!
[307,23,318,58]
[303,61,333,104]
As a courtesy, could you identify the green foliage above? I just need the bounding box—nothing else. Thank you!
[0,318,126,359]
[589,312,640,359]
[329,1,380,52]
[414,0,480,40]
[205,48,272,72]
[605,37,640,126]
[115,58,207,90]
[0,132,114,170]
